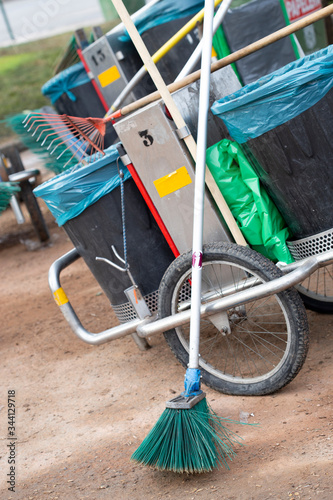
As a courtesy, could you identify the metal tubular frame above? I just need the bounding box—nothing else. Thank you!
[48,247,333,345]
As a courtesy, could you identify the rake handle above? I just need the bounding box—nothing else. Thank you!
[117,4,333,117]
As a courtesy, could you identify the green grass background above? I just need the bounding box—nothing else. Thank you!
[0,0,145,145]
[0,35,72,143]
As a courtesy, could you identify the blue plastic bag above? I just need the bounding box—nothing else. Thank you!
[211,45,333,143]
[34,145,131,226]
[42,62,91,104]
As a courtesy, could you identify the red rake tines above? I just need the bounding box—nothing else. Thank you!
[23,112,114,165]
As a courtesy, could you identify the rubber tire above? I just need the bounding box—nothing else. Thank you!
[158,242,309,396]
[298,291,333,314]
[297,268,333,314]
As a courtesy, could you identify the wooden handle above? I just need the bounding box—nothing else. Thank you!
[117,4,333,117]
[111,0,247,245]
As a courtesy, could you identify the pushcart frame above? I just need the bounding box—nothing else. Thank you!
[45,3,333,395]
[49,247,333,346]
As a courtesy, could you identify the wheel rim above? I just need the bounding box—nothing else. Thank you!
[171,259,292,385]
[296,265,333,303]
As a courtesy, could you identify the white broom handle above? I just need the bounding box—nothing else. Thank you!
[176,0,233,81]
[111,0,247,247]
[188,0,215,370]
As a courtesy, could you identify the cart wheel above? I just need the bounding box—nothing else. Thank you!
[158,242,309,396]
[296,265,333,314]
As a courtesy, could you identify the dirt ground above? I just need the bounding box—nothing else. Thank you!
[0,154,332,500]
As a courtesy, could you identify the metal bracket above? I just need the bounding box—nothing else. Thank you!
[115,50,125,61]
[119,153,131,166]
[96,245,137,287]
[175,125,191,140]
[124,286,151,320]
[208,311,231,335]
[166,392,206,409]
[74,28,89,50]
[100,246,152,315]
[96,245,151,350]
[116,143,131,166]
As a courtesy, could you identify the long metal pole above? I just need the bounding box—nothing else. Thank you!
[188,0,215,370]
[176,0,233,81]
[0,0,15,41]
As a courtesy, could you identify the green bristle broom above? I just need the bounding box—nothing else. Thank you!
[0,182,20,214]
[131,388,243,473]
[6,111,79,175]
[53,35,80,75]
[107,0,245,473]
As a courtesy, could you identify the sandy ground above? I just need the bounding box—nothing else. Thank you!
[0,157,332,500]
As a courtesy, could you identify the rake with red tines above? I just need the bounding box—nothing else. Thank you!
[22,111,112,166]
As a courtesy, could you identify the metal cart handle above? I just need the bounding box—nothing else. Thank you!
[48,248,149,346]
[49,247,333,344]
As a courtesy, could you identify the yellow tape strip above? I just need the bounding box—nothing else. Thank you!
[53,287,69,306]
[153,166,192,198]
[98,65,121,88]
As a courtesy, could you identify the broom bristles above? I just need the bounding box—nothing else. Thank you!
[0,183,21,214]
[131,397,244,473]
[6,112,79,174]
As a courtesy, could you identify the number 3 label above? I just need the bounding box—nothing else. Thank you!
[139,130,154,147]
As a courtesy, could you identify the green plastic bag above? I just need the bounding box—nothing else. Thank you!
[206,139,293,264]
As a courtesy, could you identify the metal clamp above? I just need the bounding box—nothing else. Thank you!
[96,245,137,287]
[166,392,205,409]
[96,246,152,323]
[116,143,131,166]
[175,125,191,140]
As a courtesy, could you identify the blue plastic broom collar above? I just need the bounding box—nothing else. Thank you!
[182,368,202,397]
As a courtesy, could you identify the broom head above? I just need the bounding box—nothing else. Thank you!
[131,392,243,473]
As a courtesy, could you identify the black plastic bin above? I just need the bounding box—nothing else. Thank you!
[141,15,200,90]
[221,0,298,85]
[34,145,174,322]
[106,0,202,99]
[211,46,333,248]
